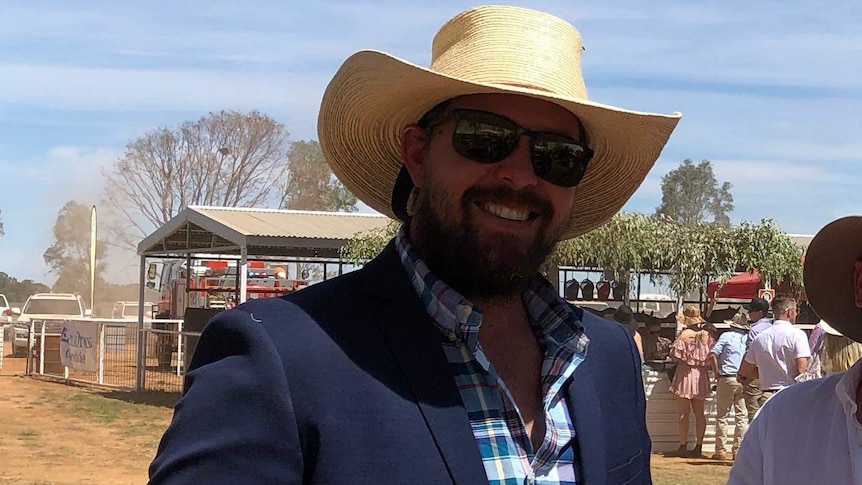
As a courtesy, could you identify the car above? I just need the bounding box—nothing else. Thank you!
[8,293,89,357]
[111,301,156,321]
[0,294,18,324]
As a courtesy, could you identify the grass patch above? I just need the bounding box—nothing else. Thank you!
[19,429,39,440]
[67,394,130,423]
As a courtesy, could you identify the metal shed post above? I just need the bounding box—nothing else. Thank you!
[136,255,147,392]
[239,245,248,303]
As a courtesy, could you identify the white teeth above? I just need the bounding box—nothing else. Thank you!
[484,203,530,221]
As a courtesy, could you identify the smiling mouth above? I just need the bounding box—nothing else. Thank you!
[479,202,538,222]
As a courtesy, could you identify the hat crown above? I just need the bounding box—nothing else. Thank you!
[682,305,702,319]
[430,5,588,100]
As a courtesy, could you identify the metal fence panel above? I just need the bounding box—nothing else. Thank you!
[25,318,196,394]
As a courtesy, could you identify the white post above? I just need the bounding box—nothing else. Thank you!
[39,321,46,375]
[98,322,105,385]
[136,255,147,392]
[239,246,248,303]
[27,320,35,375]
[176,319,183,377]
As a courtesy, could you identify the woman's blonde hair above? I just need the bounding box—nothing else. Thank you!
[823,334,862,375]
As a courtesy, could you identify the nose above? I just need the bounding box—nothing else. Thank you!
[491,136,538,189]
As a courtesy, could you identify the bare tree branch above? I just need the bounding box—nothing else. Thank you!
[102,110,290,248]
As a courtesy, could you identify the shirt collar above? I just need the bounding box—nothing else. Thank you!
[394,227,585,354]
[772,319,792,326]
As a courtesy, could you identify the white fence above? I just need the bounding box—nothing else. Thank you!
[25,318,195,393]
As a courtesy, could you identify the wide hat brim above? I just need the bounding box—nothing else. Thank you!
[804,216,862,342]
[318,50,681,240]
[723,319,750,330]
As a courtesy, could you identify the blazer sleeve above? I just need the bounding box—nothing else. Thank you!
[149,308,303,485]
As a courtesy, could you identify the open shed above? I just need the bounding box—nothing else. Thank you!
[136,205,391,303]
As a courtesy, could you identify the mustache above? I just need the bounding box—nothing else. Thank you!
[460,184,553,217]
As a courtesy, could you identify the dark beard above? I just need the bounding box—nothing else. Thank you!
[409,184,560,300]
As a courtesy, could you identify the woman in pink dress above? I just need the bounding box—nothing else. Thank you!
[667,306,718,458]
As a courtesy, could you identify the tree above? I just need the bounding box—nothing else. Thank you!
[280,140,358,212]
[0,272,50,303]
[341,213,806,299]
[0,208,4,236]
[42,201,108,302]
[102,110,290,247]
[655,159,734,226]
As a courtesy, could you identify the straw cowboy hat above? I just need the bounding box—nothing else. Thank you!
[318,5,682,240]
[723,312,750,331]
[804,216,862,342]
[676,305,706,326]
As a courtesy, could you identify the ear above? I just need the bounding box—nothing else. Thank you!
[400,124,430,189]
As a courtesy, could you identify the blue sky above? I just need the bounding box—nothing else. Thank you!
[1,0,860,284]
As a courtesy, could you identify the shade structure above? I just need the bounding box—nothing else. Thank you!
[707,270,762,299]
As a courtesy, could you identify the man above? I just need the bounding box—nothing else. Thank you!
[742,297,771,418]
[729,215,862,484]
[710,312,750,461]
[613,304,643,361]
[738,295,810,401]
[149,5,680,485]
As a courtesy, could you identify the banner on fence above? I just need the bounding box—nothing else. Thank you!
[60,320,99,372]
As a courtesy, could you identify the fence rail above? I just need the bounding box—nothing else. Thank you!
[25,318,197,393]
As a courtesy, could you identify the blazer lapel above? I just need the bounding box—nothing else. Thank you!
[566,366,607,485]
[363,244,487,484]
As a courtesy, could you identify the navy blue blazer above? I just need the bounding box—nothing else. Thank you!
[149,242,651,484]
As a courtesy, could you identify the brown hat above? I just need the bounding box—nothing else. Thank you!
[804,216,862,342]
[723,312,750,331]
[676,305,706,326]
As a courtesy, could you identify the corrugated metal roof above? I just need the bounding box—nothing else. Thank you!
[191,206,390,240]
[788,234,814,250]
[138,206,392,258]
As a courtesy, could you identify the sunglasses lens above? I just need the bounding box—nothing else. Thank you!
[448,109,593,187]
[531,136,591,187]
[452,112,518,164]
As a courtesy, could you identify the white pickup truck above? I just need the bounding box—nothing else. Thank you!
[7,293,89,356]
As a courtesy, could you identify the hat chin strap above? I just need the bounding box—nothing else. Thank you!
[391,165,414,222]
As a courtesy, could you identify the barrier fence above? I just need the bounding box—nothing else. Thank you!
[25,318,195,393]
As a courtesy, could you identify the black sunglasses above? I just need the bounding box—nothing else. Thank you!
[431,109,594,188]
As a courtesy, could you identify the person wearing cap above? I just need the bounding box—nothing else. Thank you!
[737,294,810,401]
[742,297,772,419]
[613,304,643,361]
[709,312,750,461]
[148,5,680,485]
[729,216,862,484]
[746,298,773,344]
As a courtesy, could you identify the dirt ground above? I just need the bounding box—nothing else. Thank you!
[0,341,731,485]
[0,343,174,485]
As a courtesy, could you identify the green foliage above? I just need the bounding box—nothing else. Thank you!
[656,159,734,226]
[0,272,50,303]
[42,201,109,302]
[280,140,358,212]
[340,213,804,298]
[339,221,400,263]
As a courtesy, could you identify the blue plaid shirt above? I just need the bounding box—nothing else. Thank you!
[396,229,589,485]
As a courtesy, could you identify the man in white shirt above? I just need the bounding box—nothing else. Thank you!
[738,295,810,399]
[729,215,862,484]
